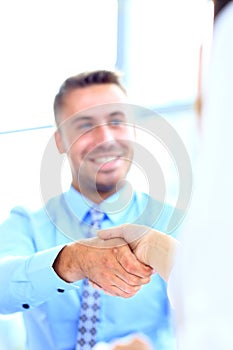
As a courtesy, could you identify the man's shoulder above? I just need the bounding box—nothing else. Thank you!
[134,191,184,235]
[134,190,173,214]
[7,192,66,224]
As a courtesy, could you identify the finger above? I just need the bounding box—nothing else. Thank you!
[89,280,103,290]
[114,269,151,288]
[89,279,138,298]
[92,285,129,298]
[101,281,142,298]
[97,225,125,240]
[98,224,151,245]
[109,285,141,298]
[115,264,152,286]
[78,236,128,249]
[88,256,147,294]
[121,224,151,244]
[108,260,151,288]
[89,281,120,297]
[114,246,153,278]
[112,337,151,350]
[115,271,151,288]
[106,268,146,290]
[93,263,147,295]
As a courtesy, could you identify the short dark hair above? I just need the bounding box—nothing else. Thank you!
[214,0,231,19]
[53,69,127,124]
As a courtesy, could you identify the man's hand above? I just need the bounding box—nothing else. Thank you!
[53,236,153,298]
[111,335,152,350]
[93,334,152,350]
[98,224,179,282]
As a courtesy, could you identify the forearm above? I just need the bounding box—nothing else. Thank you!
[146,231,179,282]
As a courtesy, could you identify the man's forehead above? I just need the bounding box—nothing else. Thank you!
[60,103,135,124]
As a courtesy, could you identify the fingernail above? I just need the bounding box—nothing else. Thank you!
[134,286,141,291]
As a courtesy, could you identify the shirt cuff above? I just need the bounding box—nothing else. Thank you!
[27,245,80,300]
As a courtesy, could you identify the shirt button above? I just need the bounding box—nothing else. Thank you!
[22,304,30,309]
[57,288,65,293]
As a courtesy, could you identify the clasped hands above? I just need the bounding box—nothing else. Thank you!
[53,224,178,298]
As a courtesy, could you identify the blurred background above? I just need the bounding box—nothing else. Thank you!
[0,0,213,348]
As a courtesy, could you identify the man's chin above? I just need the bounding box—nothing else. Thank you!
[95,172,128,193]
[96,182,117,194]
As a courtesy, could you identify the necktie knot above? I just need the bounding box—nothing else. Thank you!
[90,207,105,227]
[87,207,105,237]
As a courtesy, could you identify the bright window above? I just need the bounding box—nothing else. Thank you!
[122,0,210,107]
[0,0,117,132]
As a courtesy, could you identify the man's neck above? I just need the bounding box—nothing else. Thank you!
[71,182,118,204]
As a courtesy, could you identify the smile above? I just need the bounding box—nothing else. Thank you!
[94,156,119,164]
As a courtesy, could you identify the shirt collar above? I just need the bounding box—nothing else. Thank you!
[64,186,93,222]
[64,184,138,224]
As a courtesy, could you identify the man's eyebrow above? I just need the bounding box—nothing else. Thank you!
[69,111,126,125]
[108,111,126,118]
[70,115,93,124]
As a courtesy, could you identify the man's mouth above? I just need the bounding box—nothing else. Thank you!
[87,154,123,172]
[93,156,119,164]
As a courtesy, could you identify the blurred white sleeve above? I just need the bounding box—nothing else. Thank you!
[169,2,233,349]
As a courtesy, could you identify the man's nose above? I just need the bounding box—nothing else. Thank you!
[93,124,115,143]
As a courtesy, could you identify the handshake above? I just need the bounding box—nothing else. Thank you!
[54,224,179,298]
[78,224,179,298]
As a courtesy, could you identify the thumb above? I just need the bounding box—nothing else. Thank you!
[97,225,125,240]
[98,224,150,244]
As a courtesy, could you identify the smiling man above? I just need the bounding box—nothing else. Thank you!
[0,70,177,350]
[54,82,134,203]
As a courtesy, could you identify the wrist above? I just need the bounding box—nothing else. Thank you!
[148,232,178,282]
[53,244,85,283]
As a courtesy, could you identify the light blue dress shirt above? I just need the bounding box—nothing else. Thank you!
[0,185,177,350]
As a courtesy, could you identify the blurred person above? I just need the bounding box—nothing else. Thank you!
[99,1,233,349]
[0,70,177,350]
[173,1,233,348]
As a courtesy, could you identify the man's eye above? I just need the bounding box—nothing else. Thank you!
[109,119,124,126]
[78,123,93,130]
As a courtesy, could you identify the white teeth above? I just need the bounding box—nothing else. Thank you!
[95,156,117,163]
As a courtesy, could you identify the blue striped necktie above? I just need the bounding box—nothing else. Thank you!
[76,207,105,349]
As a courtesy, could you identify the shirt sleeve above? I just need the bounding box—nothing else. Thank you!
[0,206,79,314]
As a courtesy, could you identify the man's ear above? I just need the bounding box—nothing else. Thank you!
[54,130,65,154]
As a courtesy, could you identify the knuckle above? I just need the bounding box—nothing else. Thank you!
[129,275,141,285]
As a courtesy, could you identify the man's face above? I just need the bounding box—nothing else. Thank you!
[55,84,135,202]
